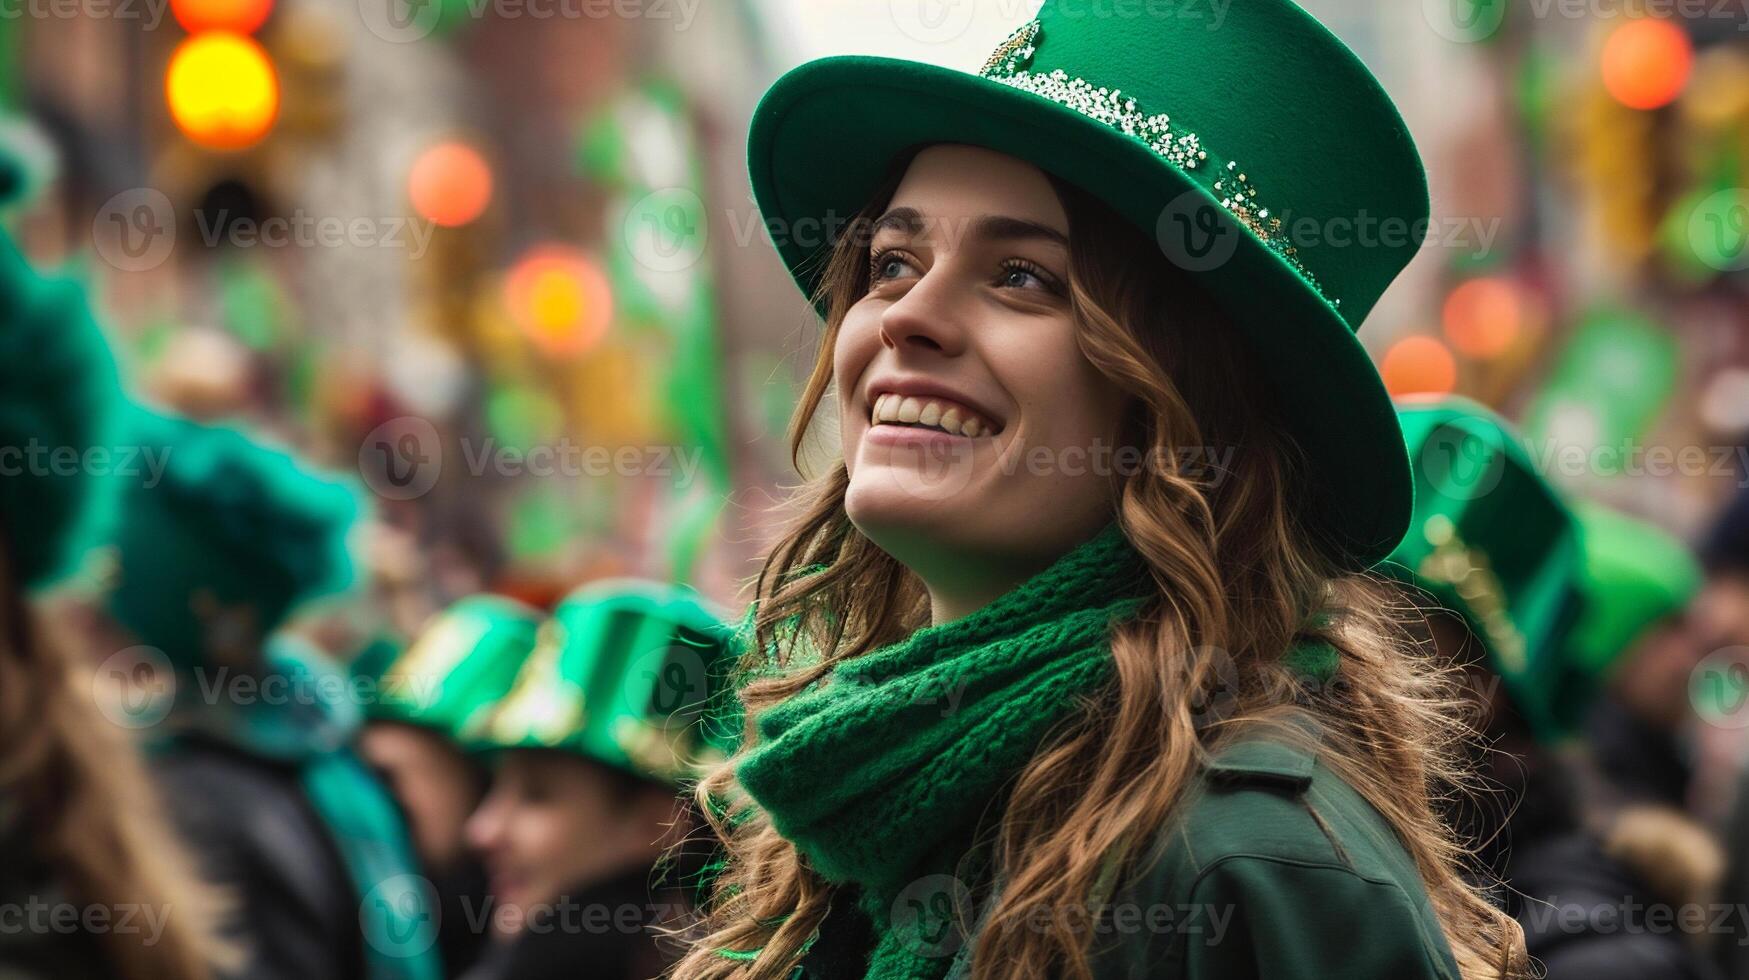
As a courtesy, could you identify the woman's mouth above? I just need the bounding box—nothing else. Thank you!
[870,393,1000,438]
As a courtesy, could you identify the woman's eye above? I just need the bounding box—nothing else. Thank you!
[869,251,914,283]
[998,261,1059,293]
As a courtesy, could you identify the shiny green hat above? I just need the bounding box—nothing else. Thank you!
[478,579,736,785]
[0,229,121,590]
[369,595,543,744]
[1564,502,1701,683]
[105,407,363,668]
[1383,397,1581,739]
[749,0,1428,569]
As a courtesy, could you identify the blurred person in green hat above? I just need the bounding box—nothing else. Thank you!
[1575,501,1708,809]
[86,405,442,980]
[0,195,234,979]
[461,579,733,980]
[1383,398,1720,980]
[356,595,543,978]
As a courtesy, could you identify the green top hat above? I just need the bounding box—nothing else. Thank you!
[0,231,121,590]
[370,594,543,744]
[106,407,363,669]
[748,0,1427,568]
[1383,397,1581,740]
[1564,501,1700,686]
[477,578,736,786]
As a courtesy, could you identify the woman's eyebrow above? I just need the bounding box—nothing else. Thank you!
[969,214,1069,248]
[871,208,1068,248]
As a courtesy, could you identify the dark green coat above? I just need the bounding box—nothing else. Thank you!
[943,727,1462,979]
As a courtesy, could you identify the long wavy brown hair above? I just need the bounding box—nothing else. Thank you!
[672,152,1528,980]
[0,546,236,980]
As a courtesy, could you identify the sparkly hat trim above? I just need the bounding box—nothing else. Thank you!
[979,20,1335,308]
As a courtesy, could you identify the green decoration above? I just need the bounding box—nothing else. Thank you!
[370,594,544,744]
[105,406,364,669]
[1565,501,1700,682]
[1382,397,1581,740]
[477,578,734,786]
[0,225,122,590]
[1526,307,1678,471]
[217,256,287,351]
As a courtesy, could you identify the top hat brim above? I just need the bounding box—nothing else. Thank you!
[748,55,1412,570]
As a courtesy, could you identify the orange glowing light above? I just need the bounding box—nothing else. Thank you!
[166,33,280,151]
[409,142,494,228]
[1602,19,1693,110]
[1381,336,1457,397]
[505,246,612,357]
[170,0,272,33]
[1441,277,1522,359]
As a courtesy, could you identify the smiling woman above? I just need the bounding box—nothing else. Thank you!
[670,3,1529,980]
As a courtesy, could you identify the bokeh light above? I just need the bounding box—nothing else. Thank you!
[1442,277,1523,359]
[408,141,494,228]
[1381,336,1458,397]
[504,245,613,358]
[1602,19,1693,110]
[165,33,280,151]
[170,0,273,33]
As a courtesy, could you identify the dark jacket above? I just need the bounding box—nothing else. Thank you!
[1509,833,1719,980]
[155,735,366,980]
[801,726,1461,979]
[459,866,688,980]
[0,812,114,980]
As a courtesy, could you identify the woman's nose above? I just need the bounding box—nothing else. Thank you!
[465,794,504,852]
[878,265,970,357]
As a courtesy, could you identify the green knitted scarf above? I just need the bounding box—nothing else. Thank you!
[736,523,1152,979]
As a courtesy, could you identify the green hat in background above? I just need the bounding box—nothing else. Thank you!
[369,594,543,745]
[106,407,363,669]
[0,226,121,590]
[749,0,1428,568]
[1562,501,1701,701]
[479,578,735,786]
[1383,397,1581,740]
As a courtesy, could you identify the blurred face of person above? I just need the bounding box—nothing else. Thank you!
[465,750,675,938]
[1692,572,1749,653]
[836,144,1129,623]
[1610,616,1703,729]
[358,722,483,870]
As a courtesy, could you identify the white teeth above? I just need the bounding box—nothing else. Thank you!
[869,393,995,437]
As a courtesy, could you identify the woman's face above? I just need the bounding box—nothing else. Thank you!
[836,144,1129,613]
[464,751,667,936]
[358,722,483,871]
